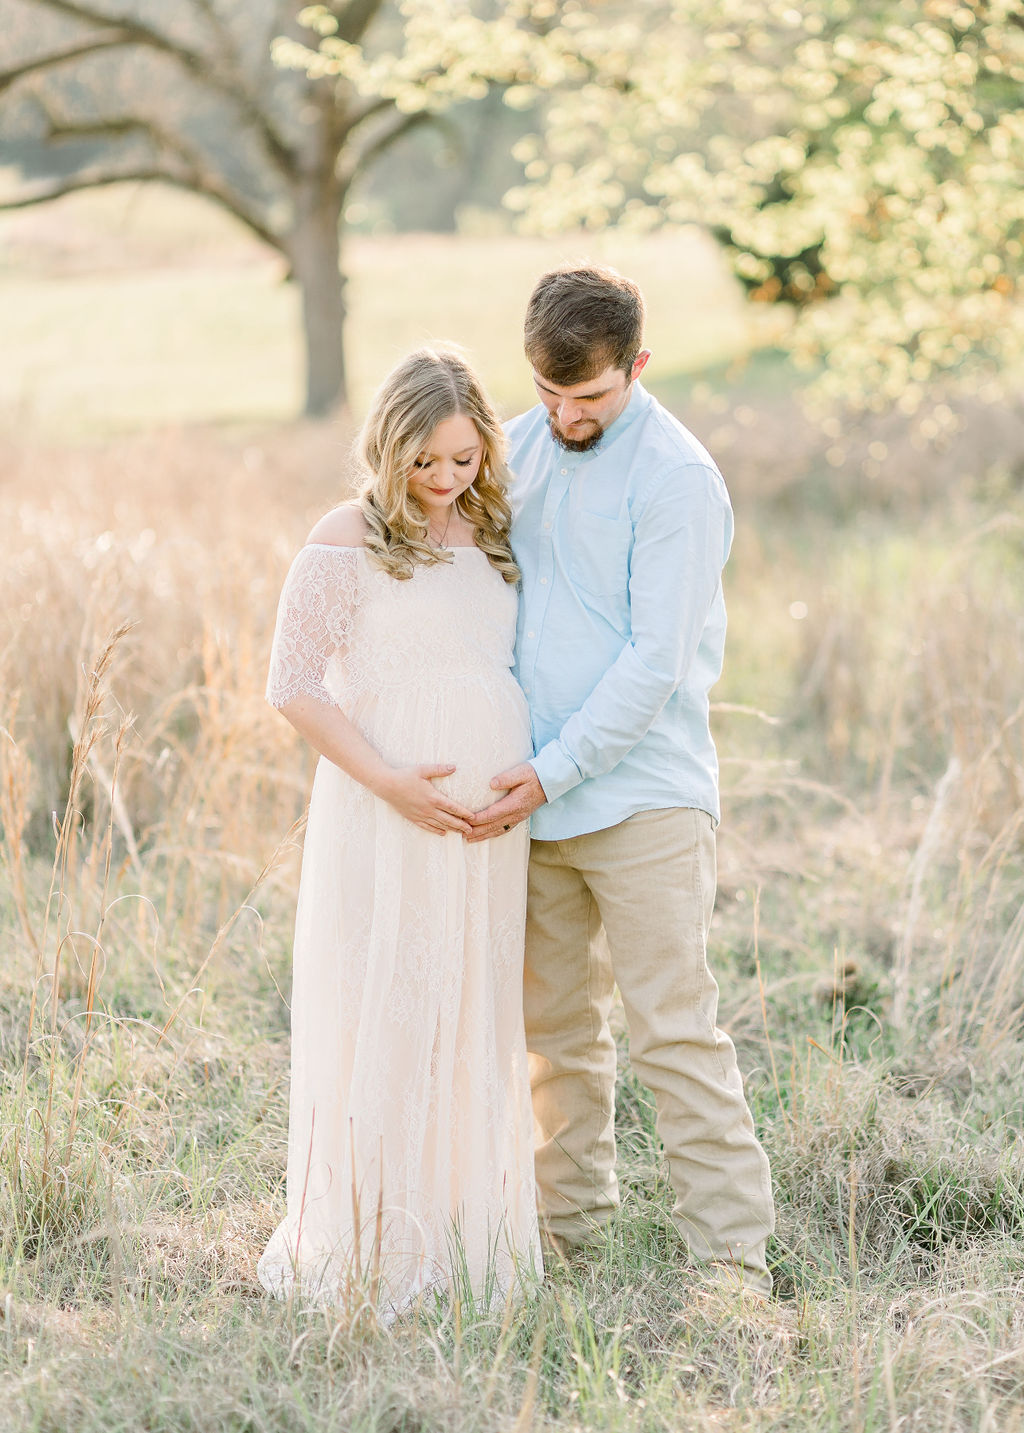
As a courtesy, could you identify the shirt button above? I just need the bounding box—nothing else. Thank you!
[560,468,568,476]
[540,577,548,585]
[527,630,536,638]
[544,522,552,531]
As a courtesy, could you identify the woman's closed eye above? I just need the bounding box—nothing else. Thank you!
[413,454,476,469]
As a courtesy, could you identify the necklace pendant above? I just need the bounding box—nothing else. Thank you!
[429,510,454,548]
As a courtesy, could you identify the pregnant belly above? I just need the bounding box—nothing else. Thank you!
[354,674,532,811]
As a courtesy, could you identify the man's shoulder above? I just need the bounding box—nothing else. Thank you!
[627,390,731,519]
[635,388,720,476]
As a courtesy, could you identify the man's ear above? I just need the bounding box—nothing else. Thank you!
[631,350,652,381]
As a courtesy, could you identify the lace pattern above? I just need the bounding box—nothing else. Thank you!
[259,543,541,1316]
[265,544,361,707]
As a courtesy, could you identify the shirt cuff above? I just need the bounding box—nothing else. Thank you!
[530,741,584,804]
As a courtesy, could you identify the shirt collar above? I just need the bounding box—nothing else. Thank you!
[600,379,649,446]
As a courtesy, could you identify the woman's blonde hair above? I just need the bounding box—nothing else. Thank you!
[357,347,520,583]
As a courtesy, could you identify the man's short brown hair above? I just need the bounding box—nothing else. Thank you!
[524,265,645,386]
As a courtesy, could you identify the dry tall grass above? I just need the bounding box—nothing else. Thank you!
[2,415,1024,1432]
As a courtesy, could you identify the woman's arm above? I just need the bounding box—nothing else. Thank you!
[269,525,475,836]
[279,692,475,837]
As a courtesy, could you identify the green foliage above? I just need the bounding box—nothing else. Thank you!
[485,0,1024,413]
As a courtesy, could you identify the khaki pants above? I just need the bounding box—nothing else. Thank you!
[524,806,775,1290]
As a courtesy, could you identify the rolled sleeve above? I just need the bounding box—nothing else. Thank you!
[508,385,734,839]
[537,464,732,792]
[529,741,583,803]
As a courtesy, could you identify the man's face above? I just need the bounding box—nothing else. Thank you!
[532,351,650,452]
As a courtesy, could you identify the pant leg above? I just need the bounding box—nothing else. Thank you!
[574,807,775,1288]
[523,837,619,1241]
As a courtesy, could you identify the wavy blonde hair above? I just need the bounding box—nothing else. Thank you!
[357,348,520,583]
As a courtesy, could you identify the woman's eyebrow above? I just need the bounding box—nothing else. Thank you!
[417,444,480,460]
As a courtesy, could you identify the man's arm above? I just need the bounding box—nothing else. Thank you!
[468,462,732,840]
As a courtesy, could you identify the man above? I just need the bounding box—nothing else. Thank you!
[467,265,775,1293]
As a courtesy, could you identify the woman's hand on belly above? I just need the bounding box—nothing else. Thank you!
[377,764,477,836]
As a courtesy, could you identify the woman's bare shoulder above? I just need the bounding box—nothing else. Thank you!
[305,503,369,548]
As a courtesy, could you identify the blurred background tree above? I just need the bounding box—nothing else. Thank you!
[500,0,1024,414]
[3,0,1021,419]
[0,0,532,415]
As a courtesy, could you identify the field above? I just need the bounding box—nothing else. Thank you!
[0,185,774,432]
[2,186,1024,1432]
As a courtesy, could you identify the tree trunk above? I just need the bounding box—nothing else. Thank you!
[290,180,347,418]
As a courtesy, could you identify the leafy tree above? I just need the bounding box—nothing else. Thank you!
[499,0,1024,413]
[0,0,519,415]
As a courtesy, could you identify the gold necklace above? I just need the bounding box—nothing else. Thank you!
[428,507,453,548]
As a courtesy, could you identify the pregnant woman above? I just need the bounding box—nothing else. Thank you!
[258,348,540,1318]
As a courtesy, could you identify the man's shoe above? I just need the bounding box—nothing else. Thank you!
[539,1227,608,1268]
[540,1231,571,1263]
[704,1259,773,1299]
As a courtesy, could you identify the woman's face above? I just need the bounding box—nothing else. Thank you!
[406,413,483,520]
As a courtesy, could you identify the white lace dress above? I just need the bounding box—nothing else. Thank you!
[258,542,541,1316]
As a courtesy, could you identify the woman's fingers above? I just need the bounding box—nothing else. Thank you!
[433,788,474,816]
[439,801,475,823]
[398,767,475,833]
[416,766,474,821]
[435,809,471,835]
[419,815,469,836]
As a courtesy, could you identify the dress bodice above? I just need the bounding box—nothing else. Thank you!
[266,544,519,712]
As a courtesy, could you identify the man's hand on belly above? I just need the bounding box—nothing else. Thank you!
[465,763,547,843]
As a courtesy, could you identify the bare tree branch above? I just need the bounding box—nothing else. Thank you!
[319,0,389,45]
[2,0,507,414]
[38,111,141,144]
[17,101,288,252]
[190,0,235,47]
[342,108,455,184]
[2,167,204,208]
[32,0,296,176]
[0,34,132,94]
[344,95,394,133]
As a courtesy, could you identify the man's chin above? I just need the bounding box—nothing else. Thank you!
[548,417,603,453]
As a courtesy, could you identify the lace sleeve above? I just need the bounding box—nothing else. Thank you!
[266,545,361,708]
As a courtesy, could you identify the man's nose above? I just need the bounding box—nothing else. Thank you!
[557,398,581,425]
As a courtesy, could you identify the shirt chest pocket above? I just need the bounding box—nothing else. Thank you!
[569,511,633,600]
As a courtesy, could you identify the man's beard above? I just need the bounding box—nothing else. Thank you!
[548,414,604,453]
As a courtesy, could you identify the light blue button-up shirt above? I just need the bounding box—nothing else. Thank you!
[506,381,734,842]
